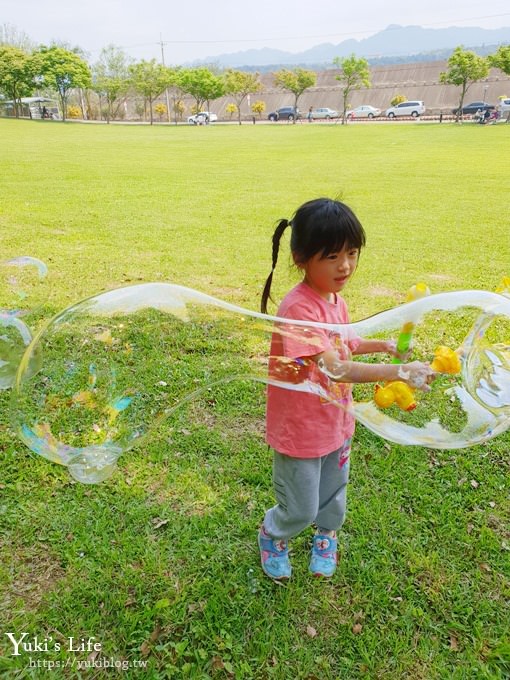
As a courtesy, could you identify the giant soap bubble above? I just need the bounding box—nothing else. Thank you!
[0,257,48,390]
[12,283,510,483]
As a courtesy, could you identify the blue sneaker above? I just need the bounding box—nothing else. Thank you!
[309,533,337,577]
[258,526,291,580]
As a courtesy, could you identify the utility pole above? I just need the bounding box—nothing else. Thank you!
[160,34,172,123]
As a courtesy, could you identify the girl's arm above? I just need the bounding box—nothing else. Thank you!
[353,338,410,362]
[352,338,394,356]
[313,349,435,391]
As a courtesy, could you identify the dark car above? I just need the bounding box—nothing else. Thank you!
[452,101,495,116]
[267,106,301,121]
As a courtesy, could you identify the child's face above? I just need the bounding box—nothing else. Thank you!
[300,245,359,300]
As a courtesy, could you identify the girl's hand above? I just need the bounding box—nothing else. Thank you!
[386,339,413,362]
[397,361,436,392]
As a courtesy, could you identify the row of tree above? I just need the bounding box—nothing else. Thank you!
[0,37,509,124]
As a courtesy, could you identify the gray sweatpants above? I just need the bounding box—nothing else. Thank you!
[263,440,351,540]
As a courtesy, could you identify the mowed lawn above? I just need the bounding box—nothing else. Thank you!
[0,118,509,679]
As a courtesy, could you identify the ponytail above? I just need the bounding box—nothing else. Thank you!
[260,218,290,313]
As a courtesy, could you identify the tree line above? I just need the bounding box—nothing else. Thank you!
[0,30,509,124]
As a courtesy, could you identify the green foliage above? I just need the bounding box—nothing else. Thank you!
[91,45,132,123]
[0,45,36,115]
[333,54,371,122]
[32,45,91,121]
[178,67,225,115]
[273,67,316,122]
[0,120,509,678]
[488,44,510,75]
[223,69,263,124]
[128,59,172,125]
[440,46,489,122]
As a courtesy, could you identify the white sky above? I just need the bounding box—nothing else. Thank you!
[3,2,510,64]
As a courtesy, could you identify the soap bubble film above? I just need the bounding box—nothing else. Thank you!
[0,257,48,390]
[12,284,510,483]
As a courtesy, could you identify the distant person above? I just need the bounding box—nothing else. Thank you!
[308,107,313,123]
[258,198,436,580]
[489,109,499,124]
[42,106,48,119]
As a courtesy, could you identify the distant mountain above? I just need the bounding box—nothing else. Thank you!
[193,24,510,69]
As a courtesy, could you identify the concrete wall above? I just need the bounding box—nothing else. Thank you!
[208,61,510,119]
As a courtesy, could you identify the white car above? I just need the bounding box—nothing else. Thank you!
[309,107,339,119]
[498,98,510,116]
[346,105,381,119]
[187,112,218,125]
[385,101,425,118]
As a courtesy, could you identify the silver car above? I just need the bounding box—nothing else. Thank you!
[346,105,381,119]
[309,107,339,119]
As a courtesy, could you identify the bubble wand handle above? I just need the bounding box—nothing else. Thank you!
[391,283,431,364]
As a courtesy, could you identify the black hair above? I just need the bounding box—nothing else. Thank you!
[260,198,366,313]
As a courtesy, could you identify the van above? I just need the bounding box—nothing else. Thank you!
[498,98,510,117]
[385,101,426,118]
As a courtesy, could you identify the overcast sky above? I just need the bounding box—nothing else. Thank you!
[3,2,510,64]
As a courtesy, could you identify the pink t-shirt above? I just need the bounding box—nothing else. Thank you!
[265,282,362,458]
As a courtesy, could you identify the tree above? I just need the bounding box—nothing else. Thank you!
[129,59,171,125]
[273,68,316,123]
[165,67,186,125]
[488,44,510,74]
[179,67,224,116]
[92,45,132,123]
[223,69,263,125]
[0,46,35,117]
[440,46,489,122]
[0,23,34,51]
[333,54,370,124]
[489,45,510,121]
[33,46,91,121]
[173,99,185,121]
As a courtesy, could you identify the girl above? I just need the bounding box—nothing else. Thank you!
[259,198,435,580]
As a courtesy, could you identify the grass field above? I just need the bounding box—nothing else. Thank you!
[0,118,509,679]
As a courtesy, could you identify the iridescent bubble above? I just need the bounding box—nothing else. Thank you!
[1,257,48,310]
[0,257,48,390]
[12,284,510,483]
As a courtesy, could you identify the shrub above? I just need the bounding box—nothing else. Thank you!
[390,94,407,107]
[252,100,266,118]
[67,105,81,119]
[225,103,237,119]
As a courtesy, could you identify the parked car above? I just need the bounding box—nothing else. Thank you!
[267,107,301,121]
[309,107,339,119]
[187,112,218,125]
[346,105,381,119]
[498,98,510,118]
[451,101,495,116]
[385,101,426,118]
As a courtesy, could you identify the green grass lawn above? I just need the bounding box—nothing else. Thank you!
[0,118,509,679]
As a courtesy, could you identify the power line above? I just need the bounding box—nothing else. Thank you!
[159,13,510,45]
[89,12,510,54]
